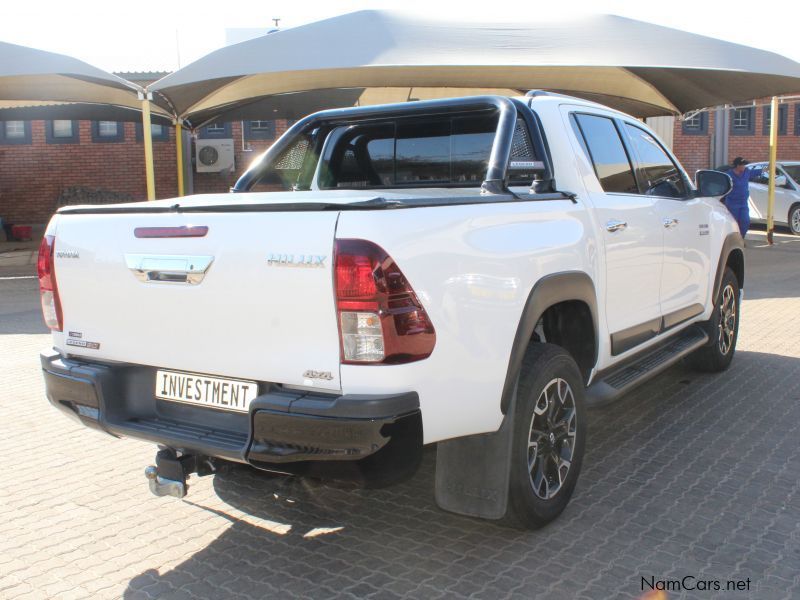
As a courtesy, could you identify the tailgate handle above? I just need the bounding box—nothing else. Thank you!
[124,254,214,285]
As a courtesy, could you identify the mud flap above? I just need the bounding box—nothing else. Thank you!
[434,390,517,520]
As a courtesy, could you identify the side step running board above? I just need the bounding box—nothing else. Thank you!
[586,325,709,407]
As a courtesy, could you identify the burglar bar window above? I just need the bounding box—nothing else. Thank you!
[244,119,276,140]
[763,104,788,135]
[46,120,79,144]
[251,120,271,131]
[91,120,125,142]
[198,122,232,139]
[795,104,800,136]
[99,121,118,136]
[730,107,754,135]
[681,113,708,135]
[53,120,73,137]
[5,121,25,138]
[134,122,170,142]
[0,120,31,144]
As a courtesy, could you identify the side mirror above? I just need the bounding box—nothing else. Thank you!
[695,169,732,198]
[774,174,788,187]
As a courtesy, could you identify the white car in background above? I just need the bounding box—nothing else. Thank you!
[746,161,800,234]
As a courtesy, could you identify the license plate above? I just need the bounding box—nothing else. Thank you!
[155,369,259,412]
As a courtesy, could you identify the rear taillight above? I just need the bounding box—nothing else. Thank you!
[334,239,435,364]
[37,235,63,331]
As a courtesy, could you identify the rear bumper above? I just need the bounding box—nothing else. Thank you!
[41,349,421,467]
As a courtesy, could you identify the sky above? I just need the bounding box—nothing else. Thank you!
[2,0,800,73]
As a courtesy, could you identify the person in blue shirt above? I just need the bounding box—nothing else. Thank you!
[724,157,762,239]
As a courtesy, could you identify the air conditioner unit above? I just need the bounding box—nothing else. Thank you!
[195,139,235,173]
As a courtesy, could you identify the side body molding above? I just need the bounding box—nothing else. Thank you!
[500,271,598,414]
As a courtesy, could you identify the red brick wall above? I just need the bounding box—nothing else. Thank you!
[0,120,177,225]
[728,100,800,164]
[672,97,800,172]
[0,119,291,226]
[192,120,290,194]
[10,103,800,226]
[672,112,713,174]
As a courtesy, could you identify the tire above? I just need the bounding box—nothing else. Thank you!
[789,204,800,236]
[505,343,587,529]
[686,267,740,372]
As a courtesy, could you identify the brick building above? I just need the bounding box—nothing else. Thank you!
[2,86,800,228]
[0,72,290,229]
[670,95,800,175]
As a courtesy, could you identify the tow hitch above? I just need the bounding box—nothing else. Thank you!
[144,448,215,498]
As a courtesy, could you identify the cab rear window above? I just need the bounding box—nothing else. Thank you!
[317,113,538,189]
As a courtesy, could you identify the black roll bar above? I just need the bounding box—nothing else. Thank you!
[231,95,519,195]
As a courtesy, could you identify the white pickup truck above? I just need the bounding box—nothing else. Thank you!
[40,92,743,528]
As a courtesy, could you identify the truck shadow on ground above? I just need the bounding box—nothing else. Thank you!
[0,276,50,335]
[124,350,800,599]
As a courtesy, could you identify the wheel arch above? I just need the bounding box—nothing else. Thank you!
[713,232,745,298]
[500,271,598,414]
[788,202,800,233]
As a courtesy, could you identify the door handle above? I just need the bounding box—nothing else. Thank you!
[606,219,628,232]
[663,217,679,228]
[125,254,214,284]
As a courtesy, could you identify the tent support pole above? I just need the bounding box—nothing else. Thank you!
[767,96,779,245]
[140,93,156,201]
[175,120,185,196]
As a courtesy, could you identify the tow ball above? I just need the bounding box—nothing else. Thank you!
[144,448,215,498]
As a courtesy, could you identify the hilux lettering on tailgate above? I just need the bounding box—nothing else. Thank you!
[266,253,326,267]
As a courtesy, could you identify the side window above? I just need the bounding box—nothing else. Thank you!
[624,124,687,198]
[572,114,638,194]
[750,165,768,185]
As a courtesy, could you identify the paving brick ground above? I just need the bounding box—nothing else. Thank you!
[1,229,799,600]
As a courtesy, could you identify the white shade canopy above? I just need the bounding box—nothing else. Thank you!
[150,11,800,122]
[0,40,171,121]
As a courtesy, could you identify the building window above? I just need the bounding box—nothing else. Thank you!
[53,120,73,137]
[46,120,79,144]
[91,120,125,143]
[5,121,25,138]
[0,120,32,144]
[795,104,800,135]
[244,120,276,140]
[135,122,170,142]
[763,104,788,135]
[198,122,231,139]
[99,121,117,136]
[681,112,708,135]
[730,107,755,136]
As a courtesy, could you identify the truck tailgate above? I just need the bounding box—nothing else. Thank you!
[52,211,342,392]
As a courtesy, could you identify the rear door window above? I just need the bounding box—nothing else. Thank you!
[572,114,639,194]
[623,124,688,198]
